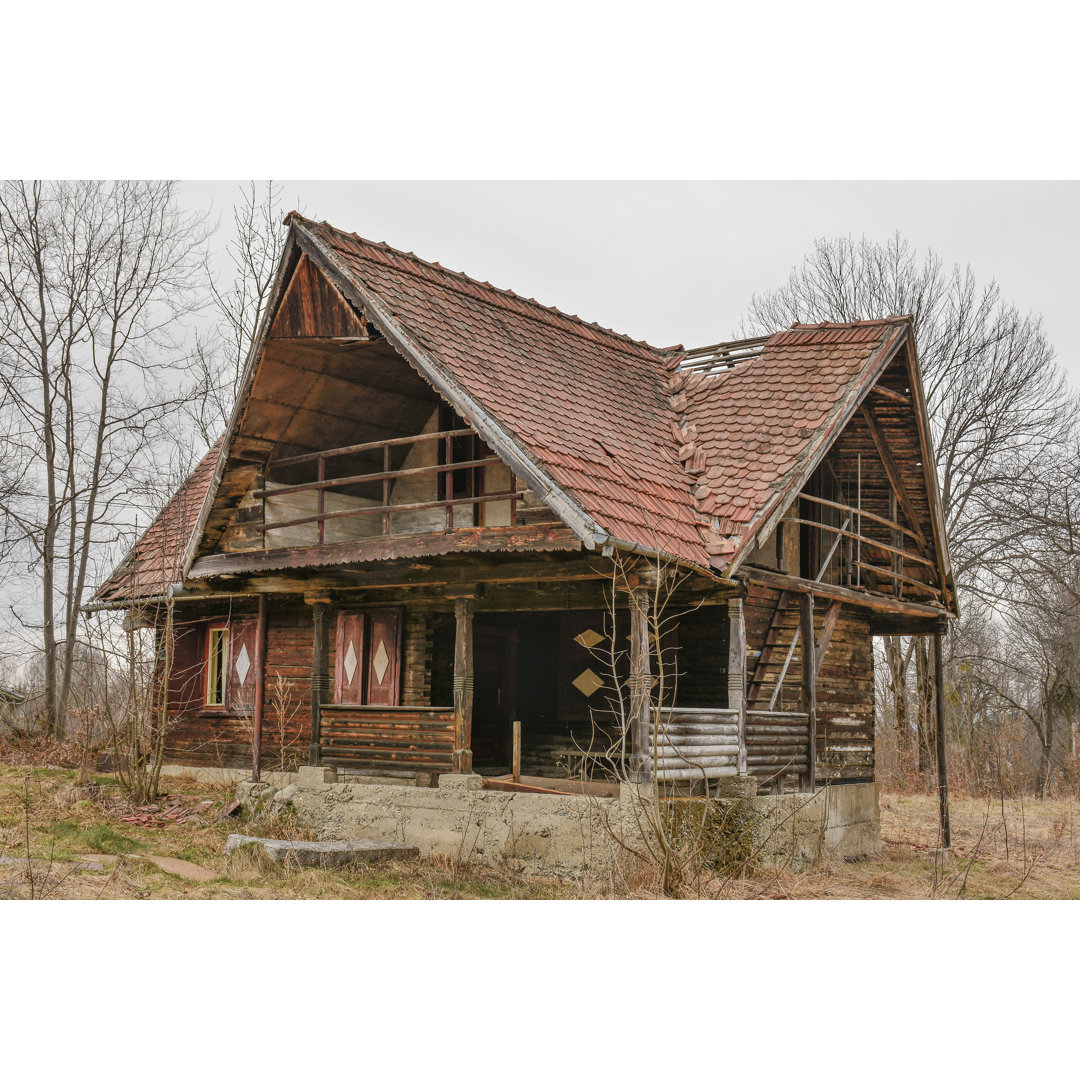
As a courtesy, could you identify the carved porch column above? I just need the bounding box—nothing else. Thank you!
[450,591,476,773]
[728,596,747,776]
[306,596,331,766]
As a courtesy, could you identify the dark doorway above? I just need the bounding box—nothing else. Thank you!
[471,626,518,770]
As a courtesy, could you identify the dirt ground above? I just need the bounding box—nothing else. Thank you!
[2,763,1078,899]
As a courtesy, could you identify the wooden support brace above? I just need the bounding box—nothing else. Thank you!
[628,587,653,783]
[452,596,475,773]
[251,594,268,782]
[799,592,816,793]
[308,599,330,766]
[814,600,842,678]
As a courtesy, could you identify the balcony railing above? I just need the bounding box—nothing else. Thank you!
[252,427,521,544]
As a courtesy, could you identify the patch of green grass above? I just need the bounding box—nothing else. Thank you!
[50,821,145,855]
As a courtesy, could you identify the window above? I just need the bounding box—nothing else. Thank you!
[206,625,228,706]
[203,619,257,711]
[335,609,401,705]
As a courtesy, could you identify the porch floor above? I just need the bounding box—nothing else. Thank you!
[483,774,621,799]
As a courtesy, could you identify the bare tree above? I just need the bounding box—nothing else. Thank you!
[741,233,1078,773]
[188,181,287,446]
[0,181,209,734]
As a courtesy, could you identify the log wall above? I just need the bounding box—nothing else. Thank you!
[744,582,875,782]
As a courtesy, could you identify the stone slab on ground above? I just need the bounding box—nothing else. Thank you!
[225,834,419,868]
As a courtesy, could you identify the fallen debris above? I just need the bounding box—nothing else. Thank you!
[118,796,215,828]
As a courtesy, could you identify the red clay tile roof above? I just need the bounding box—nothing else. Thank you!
[674,320,908,564]
[93,225,917,601]
[297,217,709,565]
[91,441,223,604]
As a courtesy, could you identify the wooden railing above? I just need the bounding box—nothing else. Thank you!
[796,492,939,600]
[319,705,455,774]
[254,427,521,542]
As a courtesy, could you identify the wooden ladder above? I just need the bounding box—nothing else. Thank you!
[746,590,795,708]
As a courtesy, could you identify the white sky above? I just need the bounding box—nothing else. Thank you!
[183,179,1080,386]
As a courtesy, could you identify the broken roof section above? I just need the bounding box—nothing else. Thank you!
[92,214,954,607]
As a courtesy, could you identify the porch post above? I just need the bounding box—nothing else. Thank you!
[452,595,475,773]
[933,631,951,849]
[727,596,747,776]
[799,591,816,793]
[251,593,268,782]
[628,587,652,783]
[307,597,330,766]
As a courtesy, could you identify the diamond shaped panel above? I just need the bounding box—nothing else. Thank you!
[372,639,390,684]
[234,644,251,687]
[573,628,605,650]
[344,640,358,685]
[572,668,604,698]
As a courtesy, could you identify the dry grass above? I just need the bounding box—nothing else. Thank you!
[2,761,1078,899]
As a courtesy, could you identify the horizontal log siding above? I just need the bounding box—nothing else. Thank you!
[164,608,313,771]
[320,707,454,772]
[651,708,740,781]
[816,605,875,782]
[744,582,875,783]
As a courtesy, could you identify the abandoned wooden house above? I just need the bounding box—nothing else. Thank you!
[91,213,957,801]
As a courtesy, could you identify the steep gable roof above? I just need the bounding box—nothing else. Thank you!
[91,216,954,610]
[675,320,910,561]
[279,216,707,566]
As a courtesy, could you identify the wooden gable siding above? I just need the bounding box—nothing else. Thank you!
[269,252,368,340]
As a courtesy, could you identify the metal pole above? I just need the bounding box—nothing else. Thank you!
[933,631,951,849]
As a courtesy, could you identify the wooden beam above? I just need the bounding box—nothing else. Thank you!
[870,383,911,405]
[452,597,475,773]
[799,592,816,793]
[741,566,948,620]
[251,594,268,782]
[188,523,581,578]
[628,587,652,783]
[814,600,842,677]
[308,600,330,766]
[858,403,927,548]
[934,632,951,849]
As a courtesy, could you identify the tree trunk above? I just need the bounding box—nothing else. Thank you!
[915,638,935,775]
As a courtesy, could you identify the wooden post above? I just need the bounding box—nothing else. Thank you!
[934,632,951,849]
[307,598,330,766]
[512,720,521,783]
[452,595,475,773]
[799,591,816,793]
[628,587,652,783]
[728,596,747,776]
[251,593,268,782]
[782,503,800,576]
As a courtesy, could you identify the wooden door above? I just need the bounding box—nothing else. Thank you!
[227,620,258,715]
[366,609,402,706]
[335,613,365,705]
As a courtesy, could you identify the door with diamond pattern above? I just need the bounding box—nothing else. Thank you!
[366,610,401,706]
[227,620,258,714]
[335,613,366,705]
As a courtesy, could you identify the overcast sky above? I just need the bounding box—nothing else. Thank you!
[183,180,1080,386]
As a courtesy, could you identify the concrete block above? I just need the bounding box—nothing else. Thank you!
[225,834,418,868]
[438,772,483,791]
[297,766,338,788]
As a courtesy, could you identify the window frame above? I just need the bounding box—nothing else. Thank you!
[204,621,229,707]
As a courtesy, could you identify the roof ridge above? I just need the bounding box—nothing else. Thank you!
[290,214,673,364]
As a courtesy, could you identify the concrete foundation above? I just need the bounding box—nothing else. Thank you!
[235,772,882,876]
